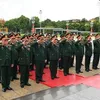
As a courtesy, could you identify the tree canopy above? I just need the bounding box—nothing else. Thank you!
[2,15,100,33]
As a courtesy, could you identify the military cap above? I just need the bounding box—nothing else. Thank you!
[9,32,15,38]
[95,34,99,37]
[37,35,44,39]
[1,34,9,40]
[60,34,65,38]
[77,34,82,38]
[15,33,21,38]
[21,35,28,40]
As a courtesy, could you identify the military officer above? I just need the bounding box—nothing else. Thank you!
[32,35,47,84]
[59,34,65,70]
[28,35,35,71]
[84,35,92,72]
[92,34,100,69]
[70,34,75,67]
[0,35,13,92]
[16,35,31,88]
[60,33,73,76]
[9,33,19,81]
[75,35,84,74]
[48,36,60,80]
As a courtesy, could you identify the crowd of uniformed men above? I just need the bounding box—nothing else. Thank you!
[0,32,100,92]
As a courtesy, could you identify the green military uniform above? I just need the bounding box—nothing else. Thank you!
[16,44,32,87]
[85,40,92,72]
[75,40,84,73]
[0,45,12,90]
[60,39,73,76]
[10,43,18,80]
[32,42,47,83]
[70,40,75,67]
[48,42,60,79]
[92,39,100,69]
[29,39,37,71]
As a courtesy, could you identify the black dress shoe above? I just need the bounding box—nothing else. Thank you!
[51,77,54,80]
[40,80,46,82]
[20,84,24,88]
[67,73,72,75]
[55,76,59,78]
[79,71,83,73]
[36,80,40,84]
[85,70,89,72]
[11,78,14,81]
[64,73,67,76]
[96,68,100,70]
[2,88,6,92]
[14,77,19,80]
[25,83,31,86]
[76,71,80,74]
[7,87,13,90]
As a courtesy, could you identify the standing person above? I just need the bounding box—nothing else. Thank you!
[17,35,31,88]
[59,34,65,70]
[28,34,35,71]
[32,35,47,84]
[70,34,75,67]
[48,36,60,80]
[0,35,13,92]
[75,35,84,74]
[9,33,19,81]
[60,33,73,76]
[85,35,92,72]
[92,34,100,70]
[15,33,22,73]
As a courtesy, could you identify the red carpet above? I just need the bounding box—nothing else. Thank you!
[29,68,84,88]
[82,75,100,88]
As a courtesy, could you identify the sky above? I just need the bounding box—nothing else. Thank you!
[0,0,100,21]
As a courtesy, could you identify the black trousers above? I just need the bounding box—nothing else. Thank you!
[93,54,100,69]
[85,55,91,71]
[63,56,71,75]
[59,57,63,69]
[20,65,29,85]
[30,56,35,71]
[49,60,58,78]
[1,66,11,88]
[70,55,74,67]
[35,60,45,81]
[0,67,1,82]
[76,56,83,72]
[11,60,18,79]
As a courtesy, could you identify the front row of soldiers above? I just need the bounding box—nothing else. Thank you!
[0,32,100,92]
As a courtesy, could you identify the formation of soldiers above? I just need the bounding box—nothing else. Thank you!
[0,32,100,92]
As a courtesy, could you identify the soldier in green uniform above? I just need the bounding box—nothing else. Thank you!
[92,34,100,69]
[84,35,92,72]
[16,35,31,88]
[48,36,60,80]
[32,35,47,84]
[9,33,19,81]
[0,35,13,92]
[59,34,65,70]
[28,35,35,71]
[60,33,73,76]
[70,34,75,67]
[75,35,84,74]
[15,33,22,73]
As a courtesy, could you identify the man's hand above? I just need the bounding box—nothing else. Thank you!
[11,64,14,68]
[45,60,47,63]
